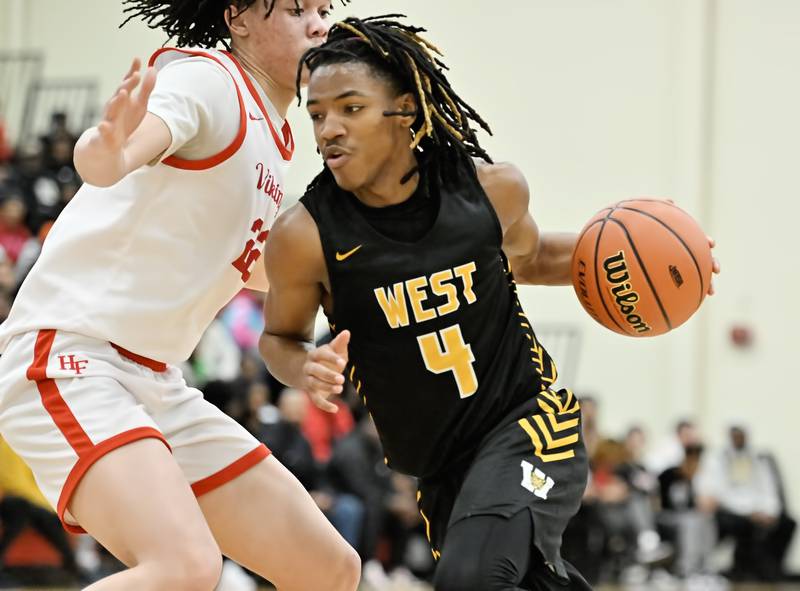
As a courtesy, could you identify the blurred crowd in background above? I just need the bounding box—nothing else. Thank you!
[0,112,796,590]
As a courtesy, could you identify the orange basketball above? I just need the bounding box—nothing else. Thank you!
[571,199,713,337]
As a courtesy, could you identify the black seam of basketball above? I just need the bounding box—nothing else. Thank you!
[606,217,673,330]
[593,213,630,334]
[578,218,605,236]
[572,219,605,268]
[617,206,705,308]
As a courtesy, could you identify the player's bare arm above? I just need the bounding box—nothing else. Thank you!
[477,161,577,286]
[479,163,720,290]
[259,204,348,413]
[245,257,269,292]
[74,58,168,187]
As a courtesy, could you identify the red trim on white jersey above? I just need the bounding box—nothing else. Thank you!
[148,48,247,171]
[221,50,295,161]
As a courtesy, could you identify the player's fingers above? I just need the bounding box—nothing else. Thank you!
[707,235,716,249]
[118,71,141,97]
[123,58,141,81]
[94,122,119,150]
[309,346,346,369]
[305,362,344,386]
[708,279,715,296]
[330,330,350,357]
[135,67,157,106]
[712,257,721,274]
[103,91,127,125]
[96,121,115,142]
[310,393,339,414]
[306,373,344,396]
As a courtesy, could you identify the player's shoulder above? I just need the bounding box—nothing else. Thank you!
[474,160,530,224]
[474,160,529,198]
[265,203,325,278]
[155,52,237,97]
[157,50,228,72]
[270,201,318,240]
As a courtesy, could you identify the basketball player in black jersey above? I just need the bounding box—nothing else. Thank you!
[260,16,716,591]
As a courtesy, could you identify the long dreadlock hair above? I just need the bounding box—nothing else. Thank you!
[298,15,493,192]
[120,0,350,49]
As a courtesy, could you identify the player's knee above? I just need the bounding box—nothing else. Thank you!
[329,544,361,591]
[158,544,223,591]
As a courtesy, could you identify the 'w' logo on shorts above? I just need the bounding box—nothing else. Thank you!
[520,460,556,499]
[58,354,89,375]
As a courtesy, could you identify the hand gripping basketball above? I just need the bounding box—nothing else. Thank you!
[304,330,350,413]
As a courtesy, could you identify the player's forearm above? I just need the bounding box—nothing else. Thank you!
[73,128,128,187]
[74,113,172,187]
[511,232,578,286]
[258,331,313,389]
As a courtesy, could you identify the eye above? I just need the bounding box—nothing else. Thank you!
[319,8,331,18]
[289,7,304,17]
[309,112,324,121]
[344,105,363,114]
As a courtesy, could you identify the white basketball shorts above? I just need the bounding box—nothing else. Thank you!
[0,329,270,532]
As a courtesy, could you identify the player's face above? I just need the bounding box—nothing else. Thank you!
[307,62,415,193]
[234,0,332,90]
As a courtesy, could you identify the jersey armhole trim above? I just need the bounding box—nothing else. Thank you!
[297,197,336,318]
[222,50,295,162]
[469,159,505,246]
[148,48,247,171]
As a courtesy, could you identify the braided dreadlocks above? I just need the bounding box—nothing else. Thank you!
[120,0,349,49]
[298,15,493,190]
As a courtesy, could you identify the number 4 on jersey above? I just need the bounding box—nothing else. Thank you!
[417,325,478,398]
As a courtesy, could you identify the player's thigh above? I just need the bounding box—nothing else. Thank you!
[68,438,221,572]
[152,387,359,589]
[434,510,533,591]
[198,454,361,591]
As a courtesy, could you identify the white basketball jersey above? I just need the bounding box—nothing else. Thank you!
[0,49,293,363]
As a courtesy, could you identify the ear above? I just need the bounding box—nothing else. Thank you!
[394,92,418,130]
[225,4,250,39]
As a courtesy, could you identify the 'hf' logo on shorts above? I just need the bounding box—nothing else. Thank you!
[58,354,89,375]
[520,460,555,500]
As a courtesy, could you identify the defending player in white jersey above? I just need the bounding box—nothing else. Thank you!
[0,2,361,590]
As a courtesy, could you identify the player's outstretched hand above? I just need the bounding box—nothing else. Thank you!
[304,330,350,413]
[708,236,721,295]
[75,58,157,186]
[94,58,157,155]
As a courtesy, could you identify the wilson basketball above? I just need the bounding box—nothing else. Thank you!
[571,199,713,337]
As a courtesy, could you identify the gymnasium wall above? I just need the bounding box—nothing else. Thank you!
[2,0,798,568]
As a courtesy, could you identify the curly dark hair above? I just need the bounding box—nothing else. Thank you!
[120,0,350,49]
[298,15,493,190]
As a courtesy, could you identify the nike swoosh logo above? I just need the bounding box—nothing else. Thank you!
[336,245,363,262]
[249,112,265,121]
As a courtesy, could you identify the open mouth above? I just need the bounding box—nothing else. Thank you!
[324,148,351,170]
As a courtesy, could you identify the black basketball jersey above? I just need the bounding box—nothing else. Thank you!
[300,161,558,478]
